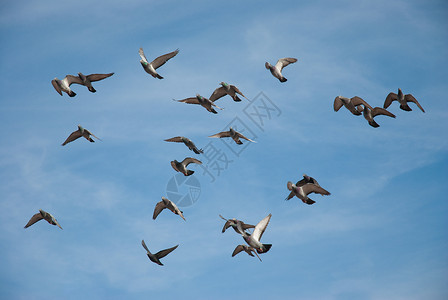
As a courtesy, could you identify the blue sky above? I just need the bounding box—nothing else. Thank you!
[1,0,447,299]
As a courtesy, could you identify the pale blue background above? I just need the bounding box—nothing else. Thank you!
[1,1,447,299]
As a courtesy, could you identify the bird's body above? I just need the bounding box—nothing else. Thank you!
[209,127,255,145]
[219,215,255,234]
[210,82,247,102]
[77,72,114,93]
[141,239,178,266]
[362,106,396,128]
[51,75,82,97]
[240,214,272,254]
[139,47,179,79]
[174,94,223,114]
[232,244,262,261]
[286,181,330,205]
[24,209,62,229]
[384,88,425,112]
[62,125,101,146]
[265,57,297,82]
[285,174,329,202]
[153,197,185,221]
[170,157,202,176]
[164,136,203,154]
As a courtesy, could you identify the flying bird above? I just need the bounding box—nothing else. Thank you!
[240,213,272,254]
[77,72,114,93]
[141,239,178,266]
[286,181,331,205]
[139,47,179,79]
[174,94,223,114]
[232,244,262,262]
[384,88,425,112]
[164,136,203,154]
[209,127,256,145]
[170,157,202,176]
[24,209,62,229]
[265,57,297,82]
[286,174,330,201]
[153,197,186,221]
[209,82,247,102]
[362,106,396,128]
[51,75,82,97]
[219,215,255,234]
[62,125,101,146]
[333,96,372,116]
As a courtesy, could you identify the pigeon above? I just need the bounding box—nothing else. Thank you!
[141,239,178,266]
[51,75,83,97]
[170,157,202,176]
[362,106,396,128]
[24,209,62,229]
[265,57,297,82]
[286,174,329,201]
[232,244,262,262]
[62,125,101,146]
[164,136,203,154]
[240,213,272,254]
[209,127,256,145]
[153,197,186,221]
[334,96,372,116]
[219,215,255,234]
[286,181,330,205]
[174,94,223,114]
[139,47,179,79]
[384,88,425,112]
[77,72,114,93]
[209,82,247,102]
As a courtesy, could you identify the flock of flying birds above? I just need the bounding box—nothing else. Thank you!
[24,46,425,265]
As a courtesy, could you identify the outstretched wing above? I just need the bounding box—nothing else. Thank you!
[151,49,179,69]
[141,239,150,253]
[138,48,148,63]
[236,132,256,143]
[62,130,82,146]
[275,57,297,71]
[65,75,83,86]
[405,94,425,112]
[301,183,331,196]
[371,107,396,118]
[251,214,272,242]
[333,96,344,112]
[231,85,247,98]
[155,245,178,259]
[152,201,166,220]
[209,87,227,102]
[51,80,63,95]
[232,245,246,257]
[164,136,184,143]
[383,92,398,109]
[351,96,373,110]
[24,212,43,228]
[175,97,200,104]
[86,72,114,82]
[182,157,202,166]
[209,131,231,138]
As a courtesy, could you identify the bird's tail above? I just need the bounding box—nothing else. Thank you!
[68,91,76,97]
[257,244,272,254]
[88,87,96,93]
[400,104,412,111]
[156,74,163,79]
[185,170,194,176]
[279,77,287,83]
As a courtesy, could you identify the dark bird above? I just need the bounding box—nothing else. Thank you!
[153,197,185,221]
[265,57,297,82]
[139,47,179,79]
[141,239,178,266]
[77,72,114,93]
[170,157,202,176]
[209,82,247,102]
[24,209,62,229]
[209,127,255,145]
[362,106,396,128]
[62,125,101,146]
[174,94,223,114]
[232,244,262,262]
[384,88,425,112]
[164,136,203,154]
[219,215,255,234]
[286,174,330,201]
[286,181,330,205]
[334,96,371,116]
